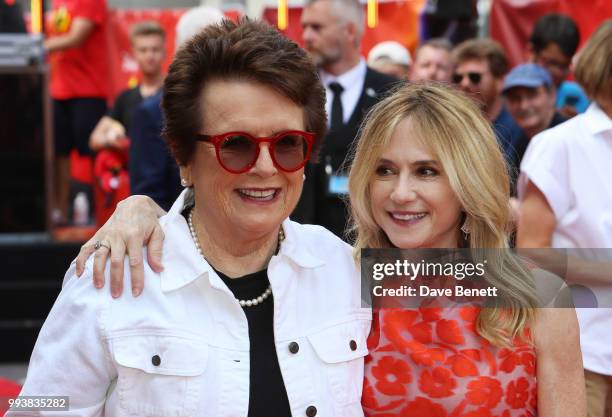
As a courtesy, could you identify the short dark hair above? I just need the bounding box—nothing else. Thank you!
[530,13,580,58]
[453,38,508,78]
[162,18,327,166]
[130,20,166,43]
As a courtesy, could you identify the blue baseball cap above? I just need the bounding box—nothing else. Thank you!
[503,63,553,93]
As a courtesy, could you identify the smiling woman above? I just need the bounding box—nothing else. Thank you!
[348,83,585,417]
[179,79,308,254]
[368,117,464,249]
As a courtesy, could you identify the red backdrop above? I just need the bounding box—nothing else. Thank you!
[490,0,612,68]
[45,3,608,185]
[38,2,612,103]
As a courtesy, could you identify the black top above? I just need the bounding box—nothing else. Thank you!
[108,86,143,134]
[214,267,292,417]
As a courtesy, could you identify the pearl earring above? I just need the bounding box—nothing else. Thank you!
[181,178,188,187]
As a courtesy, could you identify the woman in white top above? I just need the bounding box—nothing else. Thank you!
[9,19,370,417]
[517,20,612,417]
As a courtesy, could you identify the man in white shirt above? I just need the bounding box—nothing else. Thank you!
[294,0,398,239]
[518,21,612,417]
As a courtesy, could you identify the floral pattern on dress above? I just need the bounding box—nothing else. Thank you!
[363,306,536,417]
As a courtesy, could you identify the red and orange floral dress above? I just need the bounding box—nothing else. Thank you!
[362,306,536,417]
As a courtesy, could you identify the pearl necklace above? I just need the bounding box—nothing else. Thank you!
[187,208,284,308]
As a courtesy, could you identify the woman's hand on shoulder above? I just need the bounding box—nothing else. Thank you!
[75,195,167,298]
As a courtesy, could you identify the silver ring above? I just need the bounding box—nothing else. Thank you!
[94,240,110,251]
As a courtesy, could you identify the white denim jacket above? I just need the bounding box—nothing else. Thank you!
[10,190,371,417]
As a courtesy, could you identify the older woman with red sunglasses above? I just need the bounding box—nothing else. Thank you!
[11,19,369,417]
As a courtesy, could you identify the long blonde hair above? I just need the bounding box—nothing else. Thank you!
[348,83,537,346]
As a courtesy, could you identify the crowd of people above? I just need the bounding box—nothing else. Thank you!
[5,0,612,416]
[43,0,594,231]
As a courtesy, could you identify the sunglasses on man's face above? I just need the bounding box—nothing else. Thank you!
[452,72,483,85]
[195,130,314,174]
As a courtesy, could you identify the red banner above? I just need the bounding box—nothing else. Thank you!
[490,0,612,68]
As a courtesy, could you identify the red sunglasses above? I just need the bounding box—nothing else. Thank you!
[195,130,314,174]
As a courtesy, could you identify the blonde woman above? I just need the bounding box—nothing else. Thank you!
[350,84,584,416]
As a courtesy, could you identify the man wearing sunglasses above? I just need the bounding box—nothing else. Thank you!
[452,38,522,166]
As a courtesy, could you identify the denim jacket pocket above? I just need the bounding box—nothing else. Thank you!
[308,314,370,406]
[111,333,207,417]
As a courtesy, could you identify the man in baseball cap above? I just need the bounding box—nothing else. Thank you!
[503,63,566,170]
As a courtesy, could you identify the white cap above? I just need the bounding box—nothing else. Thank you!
[175,6,226,49]
[367,41,412,66]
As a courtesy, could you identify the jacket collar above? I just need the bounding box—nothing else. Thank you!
[347,66,384,127]
[277,219,326,269]
[159,189,213,293]
[159,189,325,293]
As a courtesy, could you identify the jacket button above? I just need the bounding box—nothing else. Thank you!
[151,355,161,366]
[350,340,357,351]
[306,405,317,417]
[288,341,299,354]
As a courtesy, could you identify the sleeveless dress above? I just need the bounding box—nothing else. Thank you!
[362,305,537,417]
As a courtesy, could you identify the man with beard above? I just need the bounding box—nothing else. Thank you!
[452,38,522,166]
[294,0,398,240]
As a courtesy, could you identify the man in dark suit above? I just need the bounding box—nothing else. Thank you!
[295,0,399,240]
